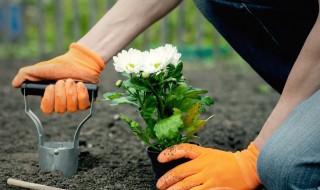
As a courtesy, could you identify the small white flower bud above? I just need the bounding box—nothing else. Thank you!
[116,80,122,87]
[135,74,141,78]
[142,72,150,78]
[163,69,168,77]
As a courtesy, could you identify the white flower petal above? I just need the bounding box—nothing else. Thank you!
[112,48,144,74]
[113,44,181,74]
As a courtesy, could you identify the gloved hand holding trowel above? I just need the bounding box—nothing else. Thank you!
[12,43,104,114]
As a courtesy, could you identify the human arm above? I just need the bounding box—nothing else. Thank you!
[12,0,181,114]
[253,2,320,150]
[78,0,182,62]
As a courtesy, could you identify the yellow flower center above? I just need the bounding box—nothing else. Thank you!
[126,63,135,70]
[154,63,161,69]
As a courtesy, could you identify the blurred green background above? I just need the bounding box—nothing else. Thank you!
[0,0,244,64]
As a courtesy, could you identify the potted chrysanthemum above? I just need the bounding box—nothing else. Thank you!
[103,44,213,179]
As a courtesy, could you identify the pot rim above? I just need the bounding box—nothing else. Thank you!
[146,146,161,154]
[146,142,200,153]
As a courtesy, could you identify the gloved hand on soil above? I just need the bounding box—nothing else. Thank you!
[156,142,261,190]
[12,43,105,114]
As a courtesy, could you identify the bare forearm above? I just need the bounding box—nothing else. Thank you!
[254,12,320,150]
[77,0,181,62]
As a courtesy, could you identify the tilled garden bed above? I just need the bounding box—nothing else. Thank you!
[0,60,278,189]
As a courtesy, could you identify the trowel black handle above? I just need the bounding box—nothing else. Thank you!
[21,81,99,99]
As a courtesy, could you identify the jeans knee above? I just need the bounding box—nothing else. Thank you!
[258,91,320,189]
[257,140,320,189]
[257,143,289,189]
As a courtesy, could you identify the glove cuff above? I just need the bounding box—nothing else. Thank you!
[70,43,105,71]
[234,142,261,189]
[247,142,259,157]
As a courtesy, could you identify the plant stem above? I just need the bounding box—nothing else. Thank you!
[146,80,164,119]
[126,88,135,96]
[135,90,143,107]
[145,141,161,151]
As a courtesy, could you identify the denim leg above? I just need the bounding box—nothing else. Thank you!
[193,0,318,93]
[257,90,320,189]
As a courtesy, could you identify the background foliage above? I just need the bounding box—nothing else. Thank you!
[0,0,243,64]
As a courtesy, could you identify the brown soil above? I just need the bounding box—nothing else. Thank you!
[0,60,278,189]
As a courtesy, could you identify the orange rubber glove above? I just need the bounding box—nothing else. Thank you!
[157,142,261,190]
[40,79,91,114]
[12,43,105,114]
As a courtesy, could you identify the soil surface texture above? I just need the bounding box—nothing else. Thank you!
[0,60,279,189]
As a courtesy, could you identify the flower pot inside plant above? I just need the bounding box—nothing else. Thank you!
[146,143,200,180]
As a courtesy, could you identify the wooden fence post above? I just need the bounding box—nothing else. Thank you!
[160,16,168,45]
[20,1,27,43]
[55,0,63,54]
[37,0,45,58]
[177,1,185,46]
[142,28,150,49]
[195,11,203,49]
[89,0,96,27]
[2,0,9,47]
[72,0,80,41]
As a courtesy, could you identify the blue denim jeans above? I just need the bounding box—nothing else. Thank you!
[257,90,320,189]
[193,0,320,189]
[193,0,318,93]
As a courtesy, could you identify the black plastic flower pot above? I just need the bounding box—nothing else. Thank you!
[146,142,200,180]
[146,146,191,180]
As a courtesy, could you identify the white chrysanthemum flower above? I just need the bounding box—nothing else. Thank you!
[161,44,181,67]
[113,48,144,74]
[142,44,181,74]
[141,51,164,74]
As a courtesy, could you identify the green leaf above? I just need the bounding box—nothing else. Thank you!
[103,92,123,100]
[120,114,143,132]
[190,115,214,138]
[168,98,197,113]
[185,87,208,98]
[168,83,188,101]
[181,103,214,139]
[145,118,157,140]
[111,96,139,107]
[169,62,183,79]
[141,94,157,120]
[166,63,175,72]
[181,102,204,139]
[182,103,201,131]
[187,120,206,139]
[161,77,178,84]
[153,71,166,82]
[154,109,184,140]
[124,79,151,92]
[120,114,158,150]
[182,102,211,139]
[121,72,130,78]
[199,106,206,112]
[200,96,214,106]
